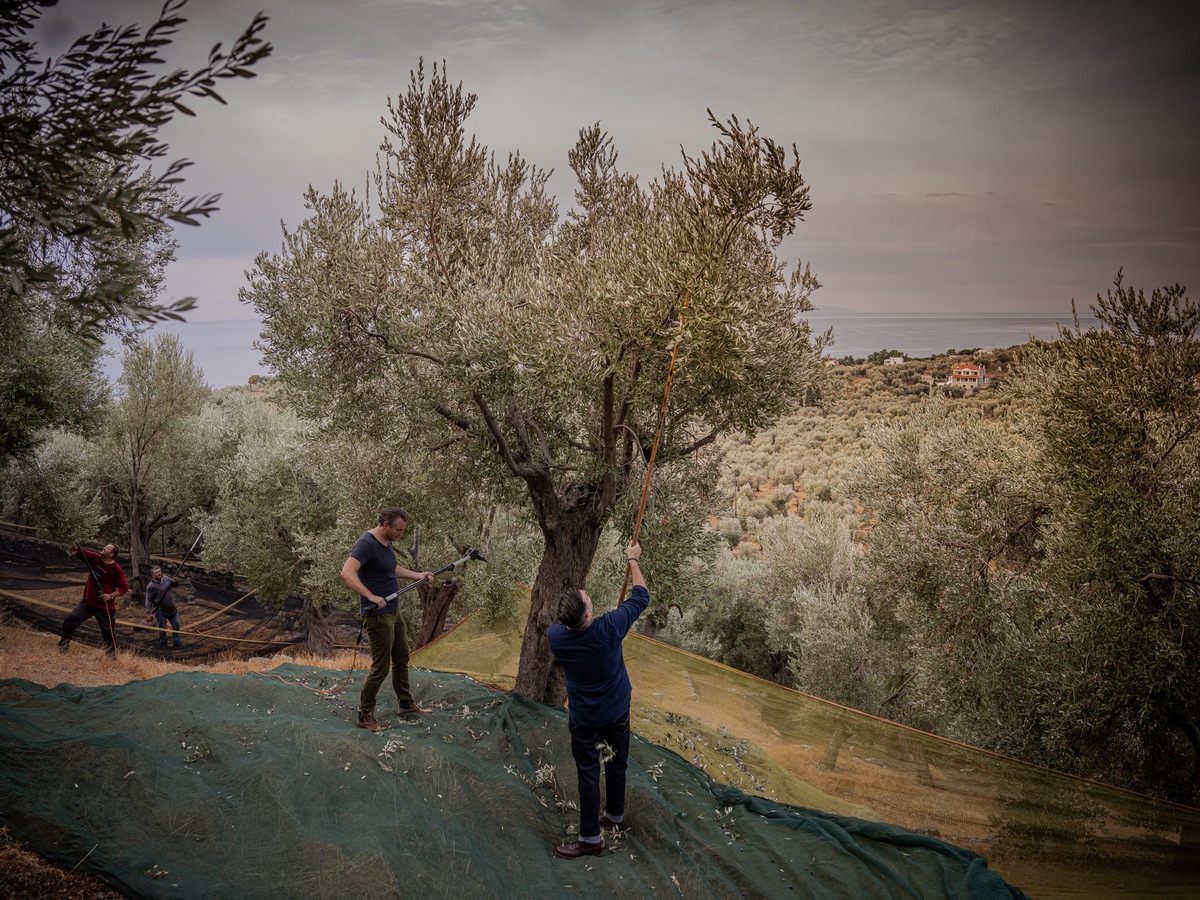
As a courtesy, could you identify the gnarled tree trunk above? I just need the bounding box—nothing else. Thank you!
[127,486,150,598]
[415,578,463,648]
[304,597,337,657]
[514,485,605,706]
[129,492,182,600]
[639,604,680,641]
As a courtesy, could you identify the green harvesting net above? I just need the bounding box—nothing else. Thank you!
[1,665,1025,899]
[413,610,1200,899]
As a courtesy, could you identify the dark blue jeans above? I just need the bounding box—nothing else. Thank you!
[152,607,182,645]
[569,711,630,840]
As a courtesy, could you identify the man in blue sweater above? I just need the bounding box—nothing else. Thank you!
[548,540,649,859]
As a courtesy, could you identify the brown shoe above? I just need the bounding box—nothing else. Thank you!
[599,814,626,832]
[356,710,381,733]
[553,839,604,859]
[397,701,430,715]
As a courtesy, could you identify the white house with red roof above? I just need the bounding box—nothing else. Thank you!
[950,363,987,387]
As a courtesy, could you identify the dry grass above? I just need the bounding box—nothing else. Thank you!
[0,828,126,900]
[0,617,362,688]
[0,618,365,898]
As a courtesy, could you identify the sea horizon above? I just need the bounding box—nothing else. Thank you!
[805,310,1101,361]
[104,311,1105,388]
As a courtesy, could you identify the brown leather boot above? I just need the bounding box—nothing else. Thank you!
[553,839,604,859]
[356,710,381,733]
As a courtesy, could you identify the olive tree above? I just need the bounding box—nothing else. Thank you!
[758,504,888,712]
[1010,275,1200,801]
[0,427,105,542]
[101,332,210,592]
[194,387,318,598]
[245,62,823,704]
[850,399,1054,752]
[195,385,536,654]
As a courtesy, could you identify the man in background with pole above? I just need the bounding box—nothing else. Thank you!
[58,543,129,657]
[144,564,183,648]
[340,508,434,733]
[549,540,649,859]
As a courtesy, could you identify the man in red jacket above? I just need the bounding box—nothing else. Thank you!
[58,543,129,657]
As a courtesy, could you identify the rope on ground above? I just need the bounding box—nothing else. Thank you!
[252,670,343,694]
[186,587,259,628]
[0,588,299,648]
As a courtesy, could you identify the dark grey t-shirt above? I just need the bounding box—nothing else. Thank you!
[350,531,398,617]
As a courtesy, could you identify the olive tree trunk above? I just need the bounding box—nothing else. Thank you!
[304,597,337,657]
[513,483,605,707]
[414,578,463,648]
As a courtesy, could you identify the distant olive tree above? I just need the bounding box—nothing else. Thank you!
[0,427,104,542]
[757,505,887,711]
[196,386,535,654]
[196,388,319,599]
[100,332,210,592]
[849,399,1053,750]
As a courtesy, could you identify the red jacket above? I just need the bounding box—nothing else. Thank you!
[76,547,129,611]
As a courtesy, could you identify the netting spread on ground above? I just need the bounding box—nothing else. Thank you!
[2,529,1198,899]
[412,612,1200,899]
[0,667,1026,900]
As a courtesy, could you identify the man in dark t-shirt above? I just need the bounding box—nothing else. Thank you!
[548,540,649,859]
[339,507,434,733]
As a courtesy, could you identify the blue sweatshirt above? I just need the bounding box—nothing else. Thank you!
[547,585,649,728]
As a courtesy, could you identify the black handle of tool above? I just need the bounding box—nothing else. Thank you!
[74,543,105,592]
[170,529,204,580]
[380,548,487,602]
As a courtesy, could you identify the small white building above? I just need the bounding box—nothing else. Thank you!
[883,355,906,366]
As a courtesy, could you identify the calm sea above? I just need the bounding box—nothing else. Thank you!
[107,313,1105,388]
[804,313,1101,360]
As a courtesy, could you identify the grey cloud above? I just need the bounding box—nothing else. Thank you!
[28,0,1200,341]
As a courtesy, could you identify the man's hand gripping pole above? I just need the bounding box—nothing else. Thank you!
[381,548,488,602]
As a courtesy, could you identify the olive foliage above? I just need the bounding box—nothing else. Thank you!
[245,61,824,703]
[1008,275,1200,799]
[850,400,1053,752]
[0,1,269,466]
[0,0,270,336]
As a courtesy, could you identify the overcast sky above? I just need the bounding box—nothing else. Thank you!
[36,0,1200,382]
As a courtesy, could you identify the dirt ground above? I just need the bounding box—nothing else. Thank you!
[0,827,128,900]
[0,617,356,898]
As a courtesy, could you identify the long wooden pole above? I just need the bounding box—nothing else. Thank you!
[619,291,690,604]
